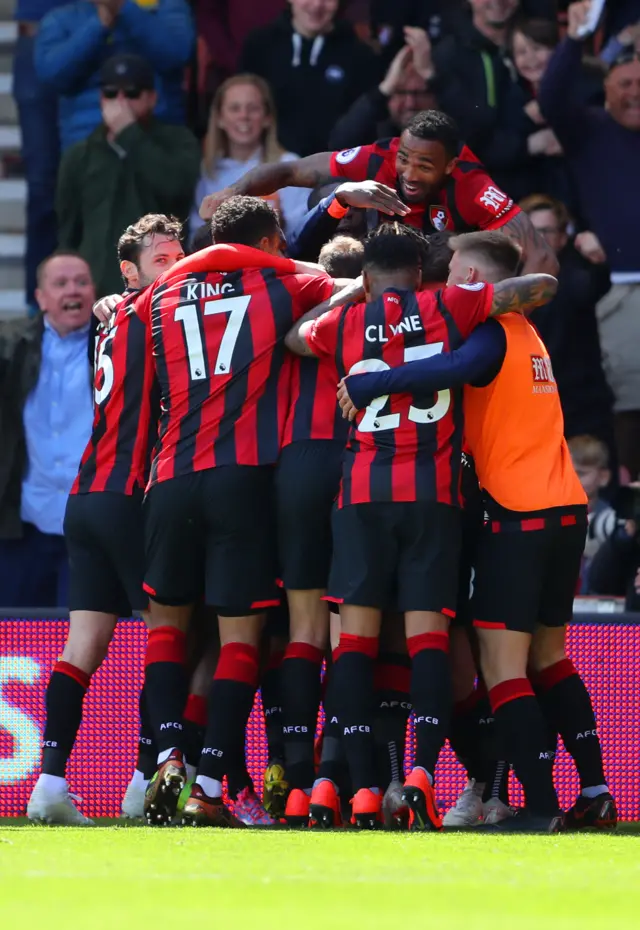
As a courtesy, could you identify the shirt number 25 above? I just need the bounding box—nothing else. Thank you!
[350,343,450,432]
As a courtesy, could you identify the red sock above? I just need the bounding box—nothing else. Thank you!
[215,643,259,687]
[184,693,207,727]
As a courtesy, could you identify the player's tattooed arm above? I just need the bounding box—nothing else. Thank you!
[285,277,364,357]
[489,273,558,317]
[501,211,560,276]
[200,153,335,220]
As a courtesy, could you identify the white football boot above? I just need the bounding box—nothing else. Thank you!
[120,770,148,819]
[27,775,94,825]
[442,779,485,827]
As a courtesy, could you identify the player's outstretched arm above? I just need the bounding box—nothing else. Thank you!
[490,273,558,316]
[285,277,364,357]
[501,211,560,276]
[199,153,335,220]
[337,322,506,420]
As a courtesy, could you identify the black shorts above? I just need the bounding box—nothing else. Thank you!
[471,505,587,634]
[264,594,290,639]
[327,501,461,613]
[144,466,280,614]
[276,439,343,590]
[64,490,146,616]
[454,498,484,629]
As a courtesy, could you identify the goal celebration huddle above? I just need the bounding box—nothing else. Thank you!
[26,111,616,834]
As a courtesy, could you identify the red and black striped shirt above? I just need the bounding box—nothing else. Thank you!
[306,284,494,507]
[71,287,157,496]
[147,266,334,484]
[330,138,519,234]
[283,355,349,446]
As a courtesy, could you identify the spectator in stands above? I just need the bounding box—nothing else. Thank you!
[0,252,95,607]
[189,75,310,242]
[521,194,614,452]
[569,435,618,594]
[239,0,380,156]
[539,0,640,480]
[197,0,286,91]
[329,27,437,149]
[34,0,194,151]
[12,0,65,314]
[57,55,200,297]
[428,0,529,177]
[601,15,640,65]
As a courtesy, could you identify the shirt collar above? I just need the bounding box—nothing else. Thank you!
[43,316,91,341]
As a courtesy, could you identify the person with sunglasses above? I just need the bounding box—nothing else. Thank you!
[56,54,200,298]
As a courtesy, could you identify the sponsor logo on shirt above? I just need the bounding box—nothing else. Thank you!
[531,354,557,393]
[335,147,361,165]
[456,283,486,291]
[475,184,513,216]
[428,205,451,230]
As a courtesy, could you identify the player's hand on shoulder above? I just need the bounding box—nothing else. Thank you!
[93,293,122,325]
[200,186,237,220]
[335,181,410,217]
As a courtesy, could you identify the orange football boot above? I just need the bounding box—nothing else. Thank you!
[350,788,383,829]
[402,768,443,831]
[284,788,311,827]
[309,779,342,829]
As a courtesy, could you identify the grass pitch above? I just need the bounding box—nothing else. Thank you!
[1,822,639,928]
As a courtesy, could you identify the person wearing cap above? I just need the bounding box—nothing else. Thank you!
[56,53,200,296]
[35,0,194,151]
[539,0,640,482]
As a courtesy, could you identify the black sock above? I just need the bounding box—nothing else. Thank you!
[317,660,348,791]
[198,643,259,783]
[450,686,492,784]
[490,679,558,816]
[373,652,411,787]
[41,661,90,777]
[183,694,207,769]
[136,688,157,780]
[144,626,188,754]
[408,635,451,780]
[261,651,285,763]
[281,643,323,790]
[331,636,378,792]
[533,659,607,791]
[482,760,510,806]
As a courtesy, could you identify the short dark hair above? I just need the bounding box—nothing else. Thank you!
[318,235,364,278]
[423,231,455,283]
[36,250,88,288]
[190,223,213,255]
[363,223,422,274]
[512,17,559,51]
[449,231,522,278]
[404,110,460,160]
[118,214,182,265]
[210,195,280,247]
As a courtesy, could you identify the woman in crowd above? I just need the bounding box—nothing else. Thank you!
[189,74,310,241]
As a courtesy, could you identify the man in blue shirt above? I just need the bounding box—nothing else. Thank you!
[0,252,95,607]
[35,0,194,150]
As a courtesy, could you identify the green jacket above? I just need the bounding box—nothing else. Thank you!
[56,118,201,296]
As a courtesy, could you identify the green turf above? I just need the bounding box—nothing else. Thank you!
[1,824,639,928]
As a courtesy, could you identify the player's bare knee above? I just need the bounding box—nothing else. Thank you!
[287,589,329,649]
[529,625,567,672]
[63,610,117,675]
[477,628,529,690]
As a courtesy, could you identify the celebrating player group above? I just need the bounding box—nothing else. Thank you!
[26,111,616,834]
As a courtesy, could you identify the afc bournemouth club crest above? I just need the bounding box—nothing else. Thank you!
[429,206,451,231]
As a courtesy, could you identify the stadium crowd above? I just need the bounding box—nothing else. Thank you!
[1,0,640,831]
